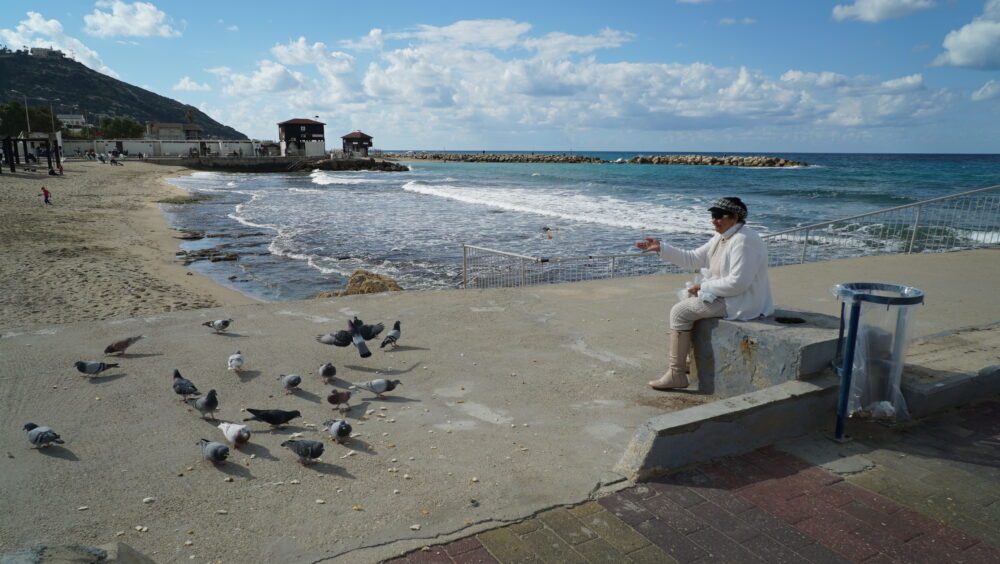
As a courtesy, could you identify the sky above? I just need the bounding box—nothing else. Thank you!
[2,0,999,153]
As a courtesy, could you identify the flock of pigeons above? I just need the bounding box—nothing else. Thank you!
[25,316,404,468]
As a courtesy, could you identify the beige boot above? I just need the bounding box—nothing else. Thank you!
[649,330,691,390]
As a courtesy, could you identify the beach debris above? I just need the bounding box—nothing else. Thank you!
[316,499,326,504]
[350,378,401,400]
[323,419,352,443]
[188,389,219,420]
[319,362,337,383]
[316,317,384,358]
[380,321,401,349]
[215,510,228,515]
[327,389,352,412]
[410,524,421,531]
[277,373,302,394]
[352,505,362,511]
[218,422,251,448]
[224,477,234,483]
[184,541,194,547]
[77,506,89,511]
[393,489,400,494]
[281,440,324,465]
[142,497,155,504]
[340,451,356,459]
[289,479,301,485]
[243,408,301,427]
[197,439,229,465]
[23,423,65,448]
[470,477,480,483]
[74,361,119,378]
[202,318,233,334]
[172,369,201,402]
[134,526,148,532]
[116,531,125,536]
[104,335,145,356]
[227,350,244,372]
[403,474,412,480]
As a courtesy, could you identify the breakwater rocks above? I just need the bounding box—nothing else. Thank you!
[147,156,408,173]
[384,152,807,167]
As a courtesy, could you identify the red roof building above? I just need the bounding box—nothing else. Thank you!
[341,131,373,157]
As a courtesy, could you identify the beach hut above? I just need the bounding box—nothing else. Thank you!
[278,118,326,157]
[341,131,373,158]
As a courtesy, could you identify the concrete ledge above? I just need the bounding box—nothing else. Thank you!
[690,308,839,397]
[614,372,840,481]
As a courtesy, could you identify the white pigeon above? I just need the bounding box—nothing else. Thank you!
[217,422,251,448]
[228,350,244,372]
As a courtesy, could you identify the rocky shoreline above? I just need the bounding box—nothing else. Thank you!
[384,152,808,167]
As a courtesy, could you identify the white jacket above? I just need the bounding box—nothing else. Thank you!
[657,224,775,321]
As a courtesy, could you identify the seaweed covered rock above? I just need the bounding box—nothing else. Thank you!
[317,269,404,298]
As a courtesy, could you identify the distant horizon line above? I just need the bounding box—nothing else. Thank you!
[380,149,1000,156]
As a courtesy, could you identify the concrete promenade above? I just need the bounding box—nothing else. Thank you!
[2,249,999,563]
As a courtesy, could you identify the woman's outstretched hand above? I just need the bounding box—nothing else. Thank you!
[636,237,661,254]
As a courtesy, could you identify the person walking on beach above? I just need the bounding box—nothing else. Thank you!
[41,186,52,205]
[636,197,773,390]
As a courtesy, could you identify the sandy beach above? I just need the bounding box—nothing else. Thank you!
[0,160,256,326]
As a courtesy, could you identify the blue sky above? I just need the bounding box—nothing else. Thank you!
[3,0,999,152]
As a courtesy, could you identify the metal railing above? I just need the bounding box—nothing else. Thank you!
[462,185,1000,289]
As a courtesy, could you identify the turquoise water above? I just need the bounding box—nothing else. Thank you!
[164,153,1000,301]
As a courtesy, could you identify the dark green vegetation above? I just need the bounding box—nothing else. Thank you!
[0,51,246,139]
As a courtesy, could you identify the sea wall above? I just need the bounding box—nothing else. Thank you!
[384,152,807,167]
[145,156,408,173]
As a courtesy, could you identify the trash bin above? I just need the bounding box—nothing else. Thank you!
[830,282,924,440]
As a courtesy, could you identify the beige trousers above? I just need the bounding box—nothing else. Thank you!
[669,296,727,331]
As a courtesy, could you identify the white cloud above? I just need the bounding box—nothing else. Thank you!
[832,0,935,23]
[393,19,531,49]
[226,25,238,32]
[719,16,756,26]
[522,28,632,59]
[0,11,118,77]
[340,28,384,51]
[173,76,211,91]
[84,1,181,38]
[719,18,737,25]
[212,60,306,96]
[972,79,1000,100]
[931,0,1000,69]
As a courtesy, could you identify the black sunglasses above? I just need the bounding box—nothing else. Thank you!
[711,211,730,219]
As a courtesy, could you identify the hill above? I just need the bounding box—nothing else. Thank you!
[0,51,247,139]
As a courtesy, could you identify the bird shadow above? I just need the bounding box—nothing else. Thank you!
[116,353,162,359]
[343,401,371,417]
[373,395,420,404]
[267,424,308,435]
[215,461,253,478]
[381,362,421,376]
[236,370,261,382]
[340,437,376,455]
[37,446,80,461]
[240,441,278,461]
[86,373,128,384]
[383,345,428,353]
[308,461,355,478]
[290,389,321,403]
[344,362,421,376]
[214,332,247,338]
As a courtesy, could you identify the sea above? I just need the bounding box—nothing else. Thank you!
[163,152,1000,302]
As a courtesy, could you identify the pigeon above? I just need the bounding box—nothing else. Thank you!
[277,374,302,394]
[316,317,384,358]
[327,389,352,411]
[228,350,244,372]
[322,419,353,443]
[319,363,337,383]
[203,318,233,333]
[196,439,229,464]
[188,389,219,420]
[243,408,301,427]
[380,321,401,349]
[217,422,251,448]
[281,439,324,465]
[104,335,145,355]
[74,361,119,378]
[23,423,65,448]
[350,378,401,400]
[172,369,201,402]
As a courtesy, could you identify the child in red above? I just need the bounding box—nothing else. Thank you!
[41,186,52,205]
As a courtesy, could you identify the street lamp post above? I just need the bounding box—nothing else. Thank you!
[11,90,31,134]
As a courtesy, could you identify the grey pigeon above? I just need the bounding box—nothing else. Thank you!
[327,389,352,411]
[281,439,324,465]
[243,408,301,427]
[350,378,401,400]
[196,439,229,464]
[218,422,251,447]
[319,363,337,383]
[277,374,302,394]
[380,321,401,349]
[74,361,119,377]
[104,335,144,355]
[172,369,201,402]
[322,419,352,443]
[228,350,244,372]
[188,389,219,419]
[23,423,65,448]
[203,318,233,333]
[316,317,384,358]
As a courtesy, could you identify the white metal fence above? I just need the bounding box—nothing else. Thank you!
[462,185,1000,289]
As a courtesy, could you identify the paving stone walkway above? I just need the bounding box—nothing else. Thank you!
[386,399,1000,563]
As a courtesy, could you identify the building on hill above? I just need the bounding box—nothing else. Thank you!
[30,47,65,58]
[278,118,326,157]
[341,131,373,158]
[146,121,204,140]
